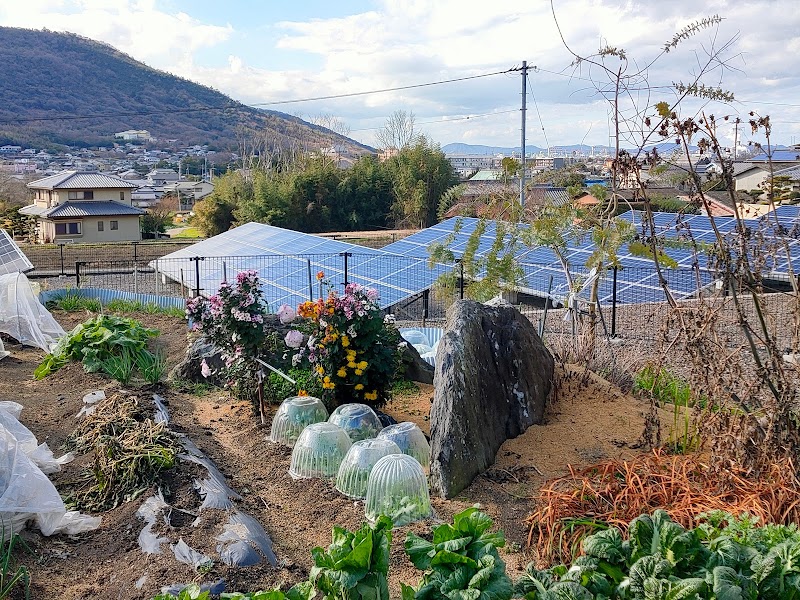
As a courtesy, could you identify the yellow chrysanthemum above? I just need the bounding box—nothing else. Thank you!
[316,365,325,375]
[347,362,357,369]
[341,336,350,347]
[323,376,331,383]
[357,361,368,369]
[354,369,363,376]
[337,368,347,378]
[355,383,364,390]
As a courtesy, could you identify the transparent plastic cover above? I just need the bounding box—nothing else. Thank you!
[335,438,401,499]
[328,403,384,442]
[364,453,432,526]
[377,422,430,470]
[270,396,328,447]
[289,422,352,479]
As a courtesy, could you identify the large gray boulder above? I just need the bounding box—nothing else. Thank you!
[400,341,435,385]
[429,299,554,498]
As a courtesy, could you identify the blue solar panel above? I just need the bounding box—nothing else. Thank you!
[0,229,34,275]
[152,223,452,310]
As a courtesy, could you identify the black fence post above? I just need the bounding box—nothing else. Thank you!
[59,244,65,276]
[459,261,465,299]
[75,261,82,288]
[191,256,204,297]
[422,289,429,320]
[611,266,618,337]
[341,252,351,286]
[307,259,313,301]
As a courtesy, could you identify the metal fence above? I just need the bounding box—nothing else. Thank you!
[32,250,792,346]
[22,239,198,276]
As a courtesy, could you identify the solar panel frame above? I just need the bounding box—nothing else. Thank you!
[0,229,34,275]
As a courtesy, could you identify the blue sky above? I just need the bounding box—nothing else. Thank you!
[1,1,799,150]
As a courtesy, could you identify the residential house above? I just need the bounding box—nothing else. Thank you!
[19,171,144,243]
[114,129,153,142]
[147,168,179,186]
[161,180,214,211]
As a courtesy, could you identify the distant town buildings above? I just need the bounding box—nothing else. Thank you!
[114,129,154,142]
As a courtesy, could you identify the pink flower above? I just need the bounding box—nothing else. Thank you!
[201,359,212,379]
[277,304,296,324]
[285,330,304,348]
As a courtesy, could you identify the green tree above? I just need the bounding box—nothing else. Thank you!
[335,155,393,230]
[386,136,457,228]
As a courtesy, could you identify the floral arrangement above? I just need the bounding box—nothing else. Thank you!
[185,270,274,400]
[287,279,401,408]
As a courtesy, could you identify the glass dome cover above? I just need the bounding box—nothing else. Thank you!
[328,403,384,442]
[401,330,431,347]
[269,396,328,447]
[377,422,430,470]
[335,438,402,499]
[364,453,432,526]
[289,422,352,479]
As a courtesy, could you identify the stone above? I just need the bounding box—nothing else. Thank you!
[429,299,554,499]
[169,315,300,387]
[400,341,435,385]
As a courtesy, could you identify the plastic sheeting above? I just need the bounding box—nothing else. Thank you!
[136,492,170,554]
[172,538,213,569]
[216,511,277,567]
[0,272,65,352]
[0,405,73,474]
[0,425,100,542]
[179,438,241,511]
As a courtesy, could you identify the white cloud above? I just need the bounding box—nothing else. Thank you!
[1,0,799,147]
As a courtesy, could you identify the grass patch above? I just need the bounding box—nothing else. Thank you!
[171,378,216,396]
[391,378,420,397]
[1,533,30,600]
[172,227,204,238]
[45,289,101,312]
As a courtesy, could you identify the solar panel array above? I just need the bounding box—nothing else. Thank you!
[383,215,772,305]
[152,222,450,310]
[0,229,34,275]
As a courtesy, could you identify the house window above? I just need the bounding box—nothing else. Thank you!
[110,220,119,230]
[54,222,81,235]
[120,191,125,201]
[97,221,104,231]
[67,190,94,200]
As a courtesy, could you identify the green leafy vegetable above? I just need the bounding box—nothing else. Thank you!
[310,516,392,600]
[404,507,513,600]
[35,314,159,381]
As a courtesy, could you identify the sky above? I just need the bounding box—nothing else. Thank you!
[1,0,799,151]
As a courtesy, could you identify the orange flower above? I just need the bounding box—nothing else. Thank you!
[317,271,325,281]
[297,389,308,396]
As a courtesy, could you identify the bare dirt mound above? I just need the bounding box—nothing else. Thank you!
[0,310,655,599]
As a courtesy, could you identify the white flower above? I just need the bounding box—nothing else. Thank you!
[384,314,396,325]
[292,353,302,367]
[277,304,296,324]
[347,325,357,338]
[285,330,304,349]
[319,319,328,328]
[398,341,408,349]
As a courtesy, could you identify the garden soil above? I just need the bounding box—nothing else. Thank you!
[0,310,657,599]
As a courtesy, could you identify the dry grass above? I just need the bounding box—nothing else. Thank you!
[526,448,800,566]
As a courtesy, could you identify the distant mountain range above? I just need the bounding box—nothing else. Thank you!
[442,143,615,156]
[0,27,372,153]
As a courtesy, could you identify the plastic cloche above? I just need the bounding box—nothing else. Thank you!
[335,438,402,499]
[269,396,328,447]
[401,329,431,347]
[288,422,352,479]
[328,403,384,442]
[364,453,432,526]
[377,421,430,470]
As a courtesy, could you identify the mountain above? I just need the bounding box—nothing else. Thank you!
[442,142,615,156]
[0,27,372,153]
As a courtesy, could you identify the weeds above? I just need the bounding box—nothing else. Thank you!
[526,449,800,566]
[46,289,101,312]
[1,533,29,600]
[390,378,419,396]
[106,298,184,318]
[170,379,215,396]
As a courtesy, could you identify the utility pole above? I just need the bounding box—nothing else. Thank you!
[520,60,528,206]
[733,117,740,159]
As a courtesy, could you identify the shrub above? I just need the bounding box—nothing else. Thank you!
[288,282,402,408]
[185,270,281,401]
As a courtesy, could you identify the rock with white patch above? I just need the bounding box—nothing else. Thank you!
[429,299,554,498]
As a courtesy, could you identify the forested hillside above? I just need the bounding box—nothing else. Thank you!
[0,27,370,152]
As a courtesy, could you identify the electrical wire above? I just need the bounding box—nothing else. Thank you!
[527,77,551,152]
[0,67,522,125]
[349,109,519,132]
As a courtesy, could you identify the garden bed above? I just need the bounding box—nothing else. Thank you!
[0,309,656,599]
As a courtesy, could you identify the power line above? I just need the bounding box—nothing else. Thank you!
[0,67,522,125]
[249,67,521,107]
[527,78,551,152]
